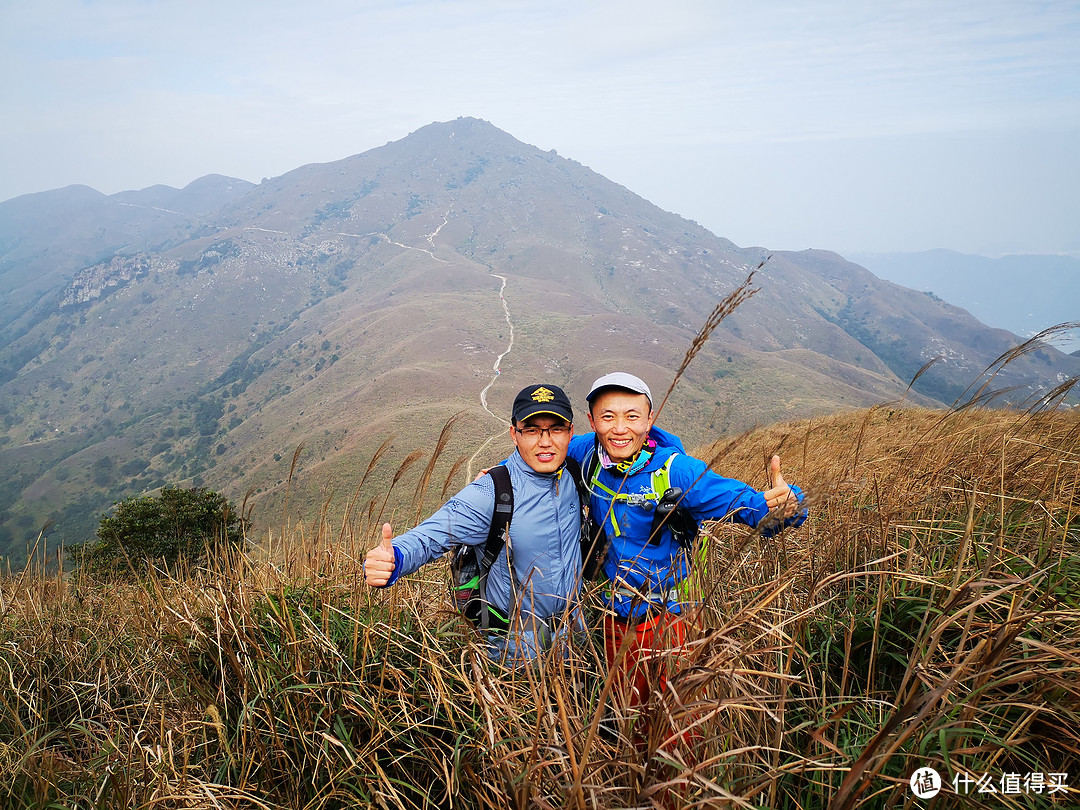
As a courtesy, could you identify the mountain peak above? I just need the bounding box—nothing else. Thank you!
[1,120,1077,562]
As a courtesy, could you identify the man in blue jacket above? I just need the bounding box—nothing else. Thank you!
[365,384,585,665]
[567,372,807,713]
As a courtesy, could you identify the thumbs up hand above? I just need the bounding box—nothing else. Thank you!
[364,523,397,586]
[762,455,799,518]
[769,455,786,490]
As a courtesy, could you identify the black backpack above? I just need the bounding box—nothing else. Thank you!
[449,458,605,632]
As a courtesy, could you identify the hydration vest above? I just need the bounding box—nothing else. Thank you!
[583,448,709,604]
[584,451,699,547]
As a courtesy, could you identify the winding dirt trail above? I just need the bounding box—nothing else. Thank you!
[477,274,513,419]
[337,209,453,263]
[339,211,514,479]
[467,272,515,479]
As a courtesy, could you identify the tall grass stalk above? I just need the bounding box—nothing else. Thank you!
[3,406,1079,807]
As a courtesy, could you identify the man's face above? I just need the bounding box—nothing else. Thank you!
[510,414,573,474]
[587,390,655,464]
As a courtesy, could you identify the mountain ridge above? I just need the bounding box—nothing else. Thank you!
[1,117,1076,562]
[849,248,1080,353]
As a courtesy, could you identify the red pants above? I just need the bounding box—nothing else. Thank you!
[603,611,688,709]
[603,611,702,754]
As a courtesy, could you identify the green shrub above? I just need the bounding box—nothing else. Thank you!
[80,486,246,572]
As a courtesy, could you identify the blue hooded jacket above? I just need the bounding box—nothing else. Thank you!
[568,426,806,621]
[381,449,583,659]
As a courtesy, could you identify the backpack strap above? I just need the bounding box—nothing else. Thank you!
[585,446,670,540]
[584,442,603,488]
[584,443,633,538]
[647,454,677,545]
[478,464,513,631]
[650,453,675,496]
[563,456,587,503]
[648,454,699,548]
[482,464,513,565]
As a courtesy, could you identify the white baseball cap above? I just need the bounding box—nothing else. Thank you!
[586,372,653,406]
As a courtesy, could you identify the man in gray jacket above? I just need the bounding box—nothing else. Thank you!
[364,383,585,664]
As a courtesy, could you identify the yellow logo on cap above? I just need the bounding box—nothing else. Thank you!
[531,386,555,403]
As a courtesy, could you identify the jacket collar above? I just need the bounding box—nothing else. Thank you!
[590,425,685,476]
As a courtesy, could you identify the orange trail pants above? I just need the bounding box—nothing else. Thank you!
[603,611,688,708]
[602,610,702,757]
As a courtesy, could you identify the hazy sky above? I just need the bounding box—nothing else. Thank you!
[3,0,1078,256]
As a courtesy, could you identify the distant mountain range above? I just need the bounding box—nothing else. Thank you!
[849,250,1080,355]
[2,117,1077,563]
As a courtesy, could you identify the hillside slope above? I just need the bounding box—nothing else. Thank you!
[1,118,1076,561]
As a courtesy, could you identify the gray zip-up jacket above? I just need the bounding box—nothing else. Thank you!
[382,450,583,656]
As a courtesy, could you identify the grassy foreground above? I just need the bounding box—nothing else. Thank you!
[2,405,1078,809]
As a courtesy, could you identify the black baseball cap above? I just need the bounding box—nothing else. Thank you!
[511,384,573,425]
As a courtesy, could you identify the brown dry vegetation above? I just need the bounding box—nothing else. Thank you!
[2,403,1078,809]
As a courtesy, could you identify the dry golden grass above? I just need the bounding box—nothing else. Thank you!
[2,401,1078,809]
[690,404,1080,807]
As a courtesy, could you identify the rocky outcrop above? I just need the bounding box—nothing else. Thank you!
[61,255,154,307]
